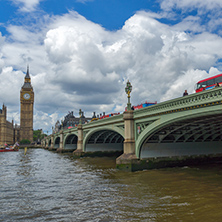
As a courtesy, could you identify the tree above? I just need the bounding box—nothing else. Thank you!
[33,130,46,142]
[20,139,31,144]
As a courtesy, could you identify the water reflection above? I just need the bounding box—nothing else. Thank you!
[0,149,222,221]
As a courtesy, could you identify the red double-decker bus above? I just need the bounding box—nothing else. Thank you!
[196,73,222,92]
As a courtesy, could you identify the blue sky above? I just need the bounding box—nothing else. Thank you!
[1,0,222,133]
[0,0,159,34]
[42,0,160,30]
[1,0,215,34]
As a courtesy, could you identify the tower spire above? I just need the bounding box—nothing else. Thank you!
[22,65,32,87]
[25,65,30,79]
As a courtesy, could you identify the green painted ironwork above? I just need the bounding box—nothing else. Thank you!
[43,87,222,158]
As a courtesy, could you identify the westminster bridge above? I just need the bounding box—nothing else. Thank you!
[42,87,222,171]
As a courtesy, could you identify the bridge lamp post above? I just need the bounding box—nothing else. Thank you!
[125,80,132,111]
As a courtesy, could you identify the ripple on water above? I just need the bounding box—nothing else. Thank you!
[1,149,222,221]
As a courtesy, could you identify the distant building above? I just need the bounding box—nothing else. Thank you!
[53,111,92,133]
[14,124,20,144]
[54,120,61,133]
[63,111,92,129]
[0,104,16,146]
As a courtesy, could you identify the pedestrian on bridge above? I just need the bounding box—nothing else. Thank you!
[183,90,188,96]
[215,82,220,88]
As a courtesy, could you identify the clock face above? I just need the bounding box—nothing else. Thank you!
[23,93,30,100]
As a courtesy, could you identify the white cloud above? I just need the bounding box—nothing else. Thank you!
[0,32,5,45]
[1,10,222,133]
[33,110,59,134]
[160,0,222,34]
[160,0,222,11]
[160,69,209,101]
[0,67,24,127]
[11,0,42,12]
[172,16,205,33]
[161,66,222,101]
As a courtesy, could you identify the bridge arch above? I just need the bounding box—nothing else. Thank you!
[48,138,51,147]
[83,126,124,152]
[136,106,222,158]
[54,136,60,149]
[64,133,78,150]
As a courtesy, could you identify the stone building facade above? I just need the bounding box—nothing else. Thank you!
[0,66,34,145]
[20,67,34,142]
[0,104,15,146]
[53,111,92,133]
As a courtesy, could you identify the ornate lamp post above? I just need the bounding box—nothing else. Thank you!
[125,80,132,111]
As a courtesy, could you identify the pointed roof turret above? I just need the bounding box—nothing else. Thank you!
[25,65,31,80]
[22,65,32,89]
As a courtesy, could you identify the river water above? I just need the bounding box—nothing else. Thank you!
[1,148,222,222]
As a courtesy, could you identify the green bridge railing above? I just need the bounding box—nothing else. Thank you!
[134,87,222,119]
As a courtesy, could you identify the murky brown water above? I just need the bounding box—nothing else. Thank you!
[1,148,222,221]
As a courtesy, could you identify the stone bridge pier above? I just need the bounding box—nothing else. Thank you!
[48,134,54,150]
[73,124,84,156]
[116,110,139,171]
[56,130,64,152]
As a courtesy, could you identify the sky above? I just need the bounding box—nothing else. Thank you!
[1,0,222,134]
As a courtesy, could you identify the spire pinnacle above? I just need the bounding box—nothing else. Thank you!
[25,65,30,79]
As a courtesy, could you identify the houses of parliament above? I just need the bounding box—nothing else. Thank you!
[0,67,34,145]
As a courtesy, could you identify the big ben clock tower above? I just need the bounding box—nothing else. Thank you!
[20,66,34,142]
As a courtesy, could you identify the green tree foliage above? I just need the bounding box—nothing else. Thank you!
[20,139,31,144]
[33,130,46,142]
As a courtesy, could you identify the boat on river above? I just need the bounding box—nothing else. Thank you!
[0,142,19,152]
[0,148,19,152]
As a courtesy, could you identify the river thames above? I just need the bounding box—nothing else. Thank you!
[1,148,222,221]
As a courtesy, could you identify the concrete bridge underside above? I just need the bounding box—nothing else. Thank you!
[64,134,77,150]
[54,137,60,149]
[141,114,222,159]
[84,130,124,152]
[54,130,124,153]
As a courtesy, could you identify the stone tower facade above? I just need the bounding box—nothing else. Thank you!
[0,104,14,145]
[20,66,34,142]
